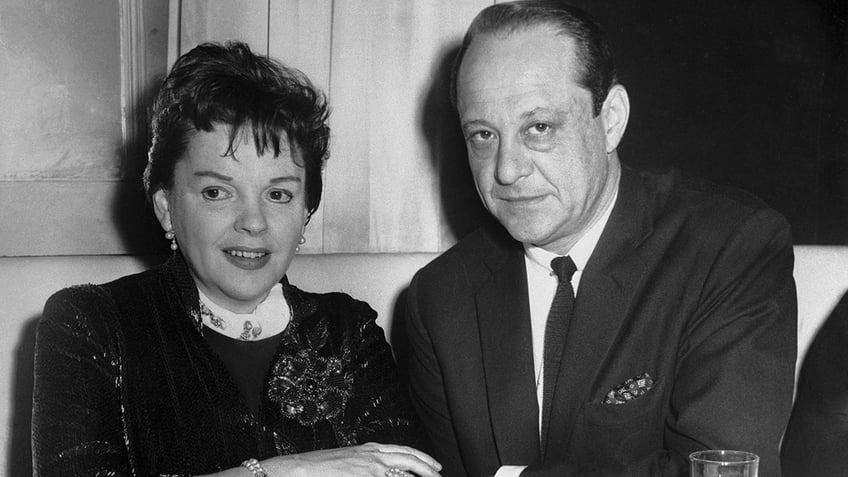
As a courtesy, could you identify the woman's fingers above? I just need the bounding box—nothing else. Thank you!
[371,443,442,471]
[359,442,442,476]
[377,455,438,477]
[269,443,442,477]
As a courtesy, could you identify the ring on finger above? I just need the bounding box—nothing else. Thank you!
[385,467,413,477]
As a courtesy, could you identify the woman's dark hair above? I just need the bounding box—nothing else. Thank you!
[143,41,330,218]
[450,0,617,116]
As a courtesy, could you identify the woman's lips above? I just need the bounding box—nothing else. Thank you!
[223,248,271,270]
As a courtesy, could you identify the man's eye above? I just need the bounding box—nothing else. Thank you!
[201,187,228,200]
[268,189,293,203]
[528,123,551,135]
[469,130,495,143]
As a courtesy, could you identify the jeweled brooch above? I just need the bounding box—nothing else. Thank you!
[267,349,353,426]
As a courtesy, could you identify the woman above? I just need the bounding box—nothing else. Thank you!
[31,41,440,477]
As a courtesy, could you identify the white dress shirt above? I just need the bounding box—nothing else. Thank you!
[496,189,618,477]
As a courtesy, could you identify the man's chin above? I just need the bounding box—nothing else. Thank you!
[503,225,549,247]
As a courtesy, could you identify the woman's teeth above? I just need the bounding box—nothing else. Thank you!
[227,250,267,259]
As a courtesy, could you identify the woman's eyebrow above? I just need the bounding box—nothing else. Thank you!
[269,176,302,184]
[193,171,233,181]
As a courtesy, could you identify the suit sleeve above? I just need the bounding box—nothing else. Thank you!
[31,286,131,477]
[406,273,468,477]
[522,208,797,477]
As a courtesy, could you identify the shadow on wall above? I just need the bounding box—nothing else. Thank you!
[111,78,172,257]
[389,288,413,386]
[9,316,37,477]
[418,42,495,246]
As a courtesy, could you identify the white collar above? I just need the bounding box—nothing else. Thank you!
[524,186,618,274]
[197,283,290,341]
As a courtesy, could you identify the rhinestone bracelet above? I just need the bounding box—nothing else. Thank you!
[241,458,269,477]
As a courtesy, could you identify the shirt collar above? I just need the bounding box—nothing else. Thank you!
[524,187,619,273]
[197,282,287,321]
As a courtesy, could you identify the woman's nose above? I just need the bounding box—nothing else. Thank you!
[234,200,268,235]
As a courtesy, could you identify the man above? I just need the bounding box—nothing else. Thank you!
[781,293,848,476]
[406,1,797,476]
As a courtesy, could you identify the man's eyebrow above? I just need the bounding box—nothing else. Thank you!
[461,119,488,130]
[519,107,556,120]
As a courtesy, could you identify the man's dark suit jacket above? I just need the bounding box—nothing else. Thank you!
[781,292,848,476]
[406,167,796,477]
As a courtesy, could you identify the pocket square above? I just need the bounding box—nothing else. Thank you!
[603,373,655,405]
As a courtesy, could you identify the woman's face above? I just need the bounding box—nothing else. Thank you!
[153,125,308,313]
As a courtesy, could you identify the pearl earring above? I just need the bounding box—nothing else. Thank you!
[295,235,306,253]
[165,229,178,251]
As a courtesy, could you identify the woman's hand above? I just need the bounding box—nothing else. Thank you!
[262,442,442,477]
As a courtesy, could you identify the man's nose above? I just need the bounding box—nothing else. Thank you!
[495,139,533,185]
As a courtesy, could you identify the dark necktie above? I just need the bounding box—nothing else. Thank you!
[541,255,577,452]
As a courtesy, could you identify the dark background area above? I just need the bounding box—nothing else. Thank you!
[571,0,848,244]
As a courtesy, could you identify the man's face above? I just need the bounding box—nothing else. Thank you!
[456,25,618,253]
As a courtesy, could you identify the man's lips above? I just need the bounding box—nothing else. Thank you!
[499,193,547,204]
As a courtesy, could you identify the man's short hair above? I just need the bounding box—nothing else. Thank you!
[450,0,618,117]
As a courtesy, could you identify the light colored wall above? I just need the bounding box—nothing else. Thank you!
[0,0,170,257]
[176,0,492,254]
[0,0,494,258]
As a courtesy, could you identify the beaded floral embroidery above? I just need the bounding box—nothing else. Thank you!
[267,348,353,426]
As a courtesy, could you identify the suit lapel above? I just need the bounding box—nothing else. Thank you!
[476,241,542,465]
[543,167,655,458]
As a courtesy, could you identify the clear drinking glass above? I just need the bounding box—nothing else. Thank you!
[689,450,758,477]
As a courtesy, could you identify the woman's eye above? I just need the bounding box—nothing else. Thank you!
[268,189,293,203]
[201,187,229,200]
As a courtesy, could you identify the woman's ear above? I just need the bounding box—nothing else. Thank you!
[152,189,172,231]
[601,84,630,153]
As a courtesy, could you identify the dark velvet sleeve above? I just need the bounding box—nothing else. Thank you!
[31,285,131,477]
[337,297,431,451]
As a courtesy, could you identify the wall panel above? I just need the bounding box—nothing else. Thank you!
[178,0,269,54]
[0,0,169,257]
[268,0,333,253]
[324,0,489,252]
[0,0,123,181]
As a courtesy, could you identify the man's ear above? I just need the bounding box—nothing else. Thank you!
[152,189,172,231]
[601,84,630,153]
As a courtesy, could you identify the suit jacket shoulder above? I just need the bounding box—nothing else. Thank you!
[631,167,788,242]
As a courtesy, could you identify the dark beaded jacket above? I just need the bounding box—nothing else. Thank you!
[32,254,427,476]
